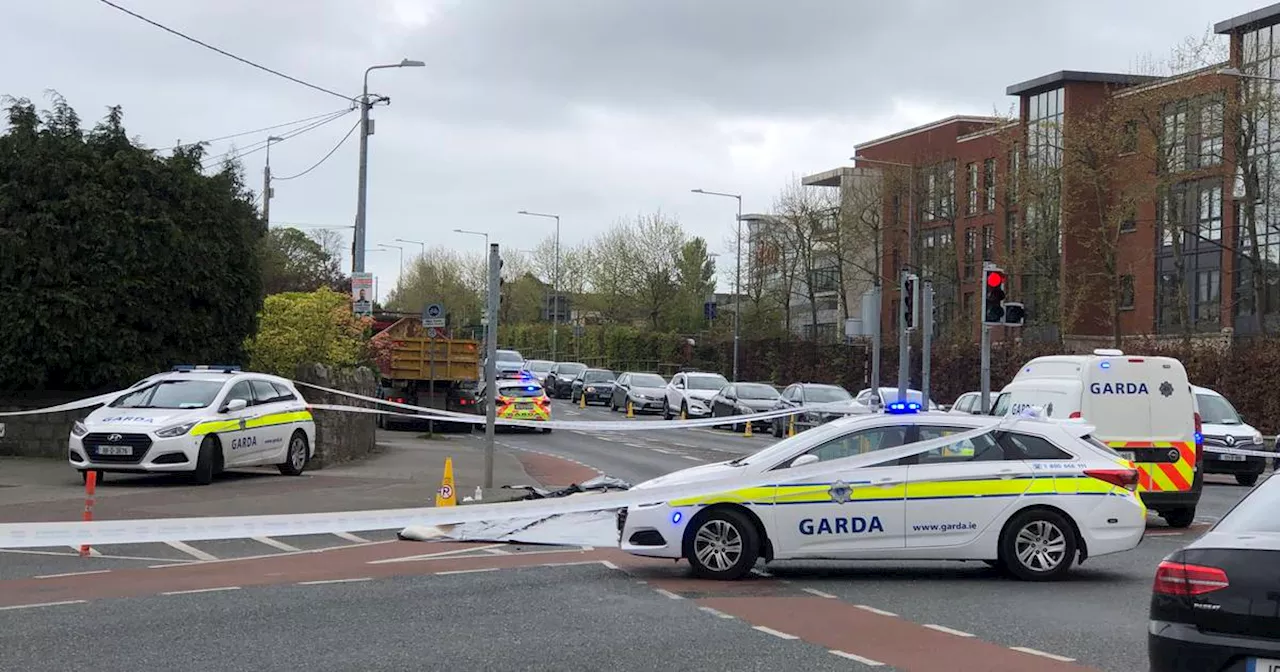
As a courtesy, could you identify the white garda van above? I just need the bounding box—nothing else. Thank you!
[991,349,1202,528]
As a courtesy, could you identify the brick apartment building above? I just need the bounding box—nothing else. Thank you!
[853,2,1280,347]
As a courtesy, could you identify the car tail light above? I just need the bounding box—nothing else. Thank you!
[1084,468,1139,491]
[1154,560,1229,596]
[1069,411,1082,419]
[392,397,406,404]
[1194,412,1203,446]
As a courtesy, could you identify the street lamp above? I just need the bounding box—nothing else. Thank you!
[517,210,561,361]
[353,58,425,276]
[395,238,426,257]
[262,135,283,224]
[453,228,490,247]
[378,243,405,293]
[691,188,742,382]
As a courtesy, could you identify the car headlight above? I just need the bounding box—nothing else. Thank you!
[586,386,596,393]
[71,421,88,437]
[1254,432,1264,446]
[156,421,198,438]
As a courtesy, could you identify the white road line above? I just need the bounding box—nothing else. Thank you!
[924,624,975,637]
[298,577,372,586]
[599,560,619,570]
[801,587,837,599]
[753,626,799,640]
[161,586,241,596]
[680,455,703,461]
[164,540,217,562]
[750,568,772,578]
[623,443,646,449]
[334,531,370,544]
[829,650,884,666]
[540,561,607,568]
[482,547,511,555]
[651,448,678,455]
[435,567,499,576]
[366,543,507,564]
[654,589,684,600]
[0,600,87,612]
[855,604,898,617]
[1010,646,1076,662]
[698,606,735,619]
[68,545,102,556]
[253,536,301,553]
[671,442,698,449]
[35,569,112,580]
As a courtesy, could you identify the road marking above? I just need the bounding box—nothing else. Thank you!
[1010,647,1076,662]
[334,532,370,543]
[435,567,499,576]
[829,650,884,666]
[298,577,372,586]
[164,540,218,562]
[540,561,607,568]
[623,443,646,449]
[750,568,772,578]
[599,560,619,570]
[671,442,698,449]
[654,589,684,600]
[753,626,799,640]
[680,455,703,461]
[924,624,975,637]
[68,545,102,556]
[482,547,511,555]
[651,448,677,455]
[0,548,185,563]
[0,600,88,612]
[367,543,507,564]
[35,569,112,580]
[253,536,301,552]
[801,587,837,599]
[161,586,241,596]
[698,606,735,619]
[855,604,898,617]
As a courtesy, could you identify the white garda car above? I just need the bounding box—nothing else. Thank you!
[618,405,1146,581]
[664,371,730,420]
[69,366,315,485]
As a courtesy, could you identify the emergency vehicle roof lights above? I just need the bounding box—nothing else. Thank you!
[172,365,241,373]
[1100,361,1111,369]
[886,401,921,414]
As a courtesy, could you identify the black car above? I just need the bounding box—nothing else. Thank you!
[1149,473,1280,671]
[710,382,780,431]
[571,368,617,405]
[610,372,668,413]
[769,383,853,437]
[545,362,587,399]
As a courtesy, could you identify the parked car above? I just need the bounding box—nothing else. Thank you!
[663,371,730,419]
[853,387,941,411]
[489,349,526,379]
[771,383,856,437]
[1148,472,1280,671]
[475,379,552,433]
[545,362,587,398]
[571,369,617,405]
[1195,385,1268,486]
[522,359,554,384]
[610,372,668,413]
[709,382,781,431]
[948,391,985,415]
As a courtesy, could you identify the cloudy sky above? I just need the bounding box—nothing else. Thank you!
[1,0,1264,299]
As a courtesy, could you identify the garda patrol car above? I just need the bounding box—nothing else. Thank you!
[618,404,1145,581]
[491,379,553,433]
[991,349,1201,528]
[69,366,315,485]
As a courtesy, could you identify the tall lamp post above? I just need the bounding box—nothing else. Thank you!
[378,243,405,294]
[395,238,426,257]
[353,58,424,275]
[691,188,742,382]
[852,154,915,405]
[456,229,492,342]
[517,210,561,361]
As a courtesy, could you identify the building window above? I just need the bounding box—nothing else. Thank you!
[983,159,996,212]
[982,224,995,260]
[810,266,840,294]
[1005,211,1019,256]
[1007,145,1021,204]
[1119,275,1135,310]
[1121,120,1138,154]
[1196,269,1220,325]
[1199,183,1222,241]
[966,162,978,216]
[1197,97,1224,168]
[964,228,976,279]
[1120,215,1137,233]
[1028,88,1064,170]
[1161,101,1187,174]
[963,291,974,318]
[1161,96,1224,173]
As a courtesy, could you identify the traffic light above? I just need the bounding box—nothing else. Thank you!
[1003,302,1026,327]
[983,267,1006,325]
[902,273,918,330]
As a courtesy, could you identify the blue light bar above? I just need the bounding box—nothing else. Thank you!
[886,401,921,414]
[171,365,241,372]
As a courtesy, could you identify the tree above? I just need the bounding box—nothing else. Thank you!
[385,247,482,326]
[244,288,370,377]
[631,212,684,329]
[673,237,716,332]
[260,227,346,296]
[583,220,642,323]
[0,95,264,391]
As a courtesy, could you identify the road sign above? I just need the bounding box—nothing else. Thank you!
[422,302,446,328]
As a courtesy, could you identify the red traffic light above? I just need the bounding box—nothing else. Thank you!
[986,270,1005,287]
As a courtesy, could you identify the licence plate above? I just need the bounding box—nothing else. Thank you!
[1219,453,1246,462]
[96,445,132,456]
[1248,658,1280,672]
[1117,451,1135,462]
[517,403,534,410]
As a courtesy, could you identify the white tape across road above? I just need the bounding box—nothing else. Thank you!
[0,418,1018,549]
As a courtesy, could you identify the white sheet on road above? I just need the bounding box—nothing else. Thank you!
[399,510,620,548]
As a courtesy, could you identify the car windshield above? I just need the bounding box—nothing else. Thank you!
[583,370,616,382]
[629,374,666,387]
[1196,393,1241,425]
[1212,480,1280,534]
[526,360,553,372]
[687,375,728,390]
[737,383,779,400]
[496,350,523,362]
[558,363,587,375]
[499,384,544,399]
[805,386,852,402]
[110,380,225,410]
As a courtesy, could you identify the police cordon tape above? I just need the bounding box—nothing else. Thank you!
[1200,444,1279,459]
[0,416,1024,549]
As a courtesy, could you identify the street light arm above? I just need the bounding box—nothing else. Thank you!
[692,188,742,200]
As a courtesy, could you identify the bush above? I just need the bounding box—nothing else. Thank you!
[244,288,372,377]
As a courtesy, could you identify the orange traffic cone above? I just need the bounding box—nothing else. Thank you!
[743,419,753,437]
[435,457,456,507]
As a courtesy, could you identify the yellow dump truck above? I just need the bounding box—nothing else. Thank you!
[374,318,482,431]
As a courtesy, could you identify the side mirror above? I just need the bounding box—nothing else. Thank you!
[222,398,248,413]
[791,454,820,468]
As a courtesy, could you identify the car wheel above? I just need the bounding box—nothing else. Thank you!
[681,401,689,419]
[1000,508,1077,581]
[684,508,761,581]
[278,430,309,476]
[541,427,552,434]
[193,436,217,485]
[1236,473,1259,487]
[1161,507,1195,529]
[663,401,673,421]
[772,420,783,438]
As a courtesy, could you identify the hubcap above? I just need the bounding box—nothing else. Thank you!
[1014,520,1067,572]
[693,519,743,572]
[290,437,306,470]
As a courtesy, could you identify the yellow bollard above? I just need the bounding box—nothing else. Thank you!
[787,414,796,437]
[435,457,456,507]
[627,400,634,418]
[579,392,586,409]
[680,407,687,421]
[743,419,753,437]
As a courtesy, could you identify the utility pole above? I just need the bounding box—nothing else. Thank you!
[869,280,881,406]
[690,188,743,381]
[484,243,500,489]
[516,211,561,361]
[898,270,917,404]
[262,135,282,225]
[921,280,933,410]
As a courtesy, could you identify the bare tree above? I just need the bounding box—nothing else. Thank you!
[583,219,642,323]
[630,211,684,329]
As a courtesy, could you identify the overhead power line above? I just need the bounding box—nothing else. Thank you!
[200,109,353,170]
[274,119,361,181]
[98,0,353,102]
[157,108,354,152]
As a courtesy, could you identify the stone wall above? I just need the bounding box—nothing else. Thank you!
[294,363,378,469]
[0,391,106,459]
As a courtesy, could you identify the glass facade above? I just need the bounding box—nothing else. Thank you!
[1021,87,1064,334]
[1237,24,1280,331]
[1156,178,1224,331]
